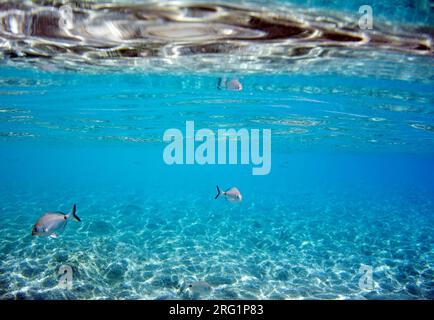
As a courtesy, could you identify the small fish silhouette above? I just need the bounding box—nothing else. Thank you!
[217,77,243,91]
[188,281,212,298]
[215,186,242,203]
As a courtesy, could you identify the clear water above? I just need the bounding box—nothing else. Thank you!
[0,1,433,300]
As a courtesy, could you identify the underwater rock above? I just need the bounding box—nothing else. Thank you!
[15,292,28,300]
[1,293,15,300]
[27,290,50,300]
[252,220,262,229]
[382,258,398,268]
[54,251,69,263]
[291,266,308,277]
[378,279,397,292]
[274,268,290,281]
[425,288,434,300]
[405,283,421,296]
[41,277,57,288]
[398,264,419,277]
[245,265,266,280]
[105,261,128,283]
[420,269,434,280]
[21,265,40,278]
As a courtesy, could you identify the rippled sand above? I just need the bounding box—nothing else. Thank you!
[0,187,432,300]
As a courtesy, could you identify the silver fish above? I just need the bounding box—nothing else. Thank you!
[32,204,80,238]
[188,281,212,297]
[217,77,243,91]
[215,186,242,203]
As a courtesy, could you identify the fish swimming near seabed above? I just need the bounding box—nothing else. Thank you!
[32,204,81,238]
[188,281,212,298]
[215,186,242,203]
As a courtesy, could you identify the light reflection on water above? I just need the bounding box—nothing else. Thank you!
[0,1,432,78]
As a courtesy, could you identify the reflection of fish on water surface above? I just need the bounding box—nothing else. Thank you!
[32,204,81,238]
[215,186,242,203]
[218,77,243,91]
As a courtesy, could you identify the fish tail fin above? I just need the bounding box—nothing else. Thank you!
[217,77,225,90]
[215,186,221,199]
[72,204,81,222]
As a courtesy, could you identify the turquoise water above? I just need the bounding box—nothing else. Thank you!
[0,1,433,300]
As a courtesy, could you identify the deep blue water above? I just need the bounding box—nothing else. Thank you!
[0,0,433,300]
